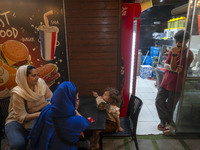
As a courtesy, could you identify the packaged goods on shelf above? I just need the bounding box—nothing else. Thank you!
[164,28,170,39]
[142,55,153,65]
[164,17,186,40]
[150,46,159,57]
[178,17,186,28]
[140,65,152,79]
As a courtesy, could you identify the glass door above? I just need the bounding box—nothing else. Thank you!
[175,0,200,133]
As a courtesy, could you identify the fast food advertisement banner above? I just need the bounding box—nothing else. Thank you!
[0,0,68,99]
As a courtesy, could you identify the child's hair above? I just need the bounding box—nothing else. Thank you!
[104,87,123,107]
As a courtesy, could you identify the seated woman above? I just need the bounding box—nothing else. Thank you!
[29,81,89,150]
[5,65,53,150]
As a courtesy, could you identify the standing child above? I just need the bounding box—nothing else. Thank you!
[91,87,124,149]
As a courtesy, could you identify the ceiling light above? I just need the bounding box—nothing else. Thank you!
[154,21,161,24]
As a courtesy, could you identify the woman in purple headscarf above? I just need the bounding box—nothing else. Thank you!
[29,81,89,150]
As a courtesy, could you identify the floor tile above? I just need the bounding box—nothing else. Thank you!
[141,99,155,105]
[137,122,163,135]
[136,87,154,93]
[129,139,155,150]
[136,77,157,92]
[135,93,142,100]
[136,76,160,135]
[139,93,157,101]
[138,104,156,122]
[156,139,185,150]
[184,139,200,150]
[147,104,160,123]
[103,139,125,150]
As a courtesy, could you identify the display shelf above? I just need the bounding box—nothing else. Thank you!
[189,35,200,50]
[154,39,175,47]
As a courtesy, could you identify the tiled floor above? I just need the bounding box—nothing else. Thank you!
[2,134,200,150]
[135,76,163,135]
[102,136,200,150]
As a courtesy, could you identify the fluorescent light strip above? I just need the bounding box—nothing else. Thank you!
[129,32,136,95]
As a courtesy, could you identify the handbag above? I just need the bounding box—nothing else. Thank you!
[52,118,90,150]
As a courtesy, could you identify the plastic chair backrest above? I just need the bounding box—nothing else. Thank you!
[126,95,134,117]
[126,95,143,133]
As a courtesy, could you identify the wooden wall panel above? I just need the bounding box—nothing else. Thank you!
[66,10,119,17]
[67,25,119,32]
[67,17,119,25]
[69,45,118,53]
[66,0,119,2]
[68,32,118,39]
[65,0,122,96]
[66,2,119,10]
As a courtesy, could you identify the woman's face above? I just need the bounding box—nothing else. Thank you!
[75,93,79,110]
[27,68,39,87]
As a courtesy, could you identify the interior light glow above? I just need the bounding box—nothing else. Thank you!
[160,0,163,2]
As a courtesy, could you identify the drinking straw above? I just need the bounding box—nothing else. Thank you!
[44,10,53,27]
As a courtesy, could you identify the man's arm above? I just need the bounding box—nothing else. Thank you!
[170,47,181,71]
[165,47,184,72]
[164,49,175,71]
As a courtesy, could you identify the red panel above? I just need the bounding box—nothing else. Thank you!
[120,3,141,117]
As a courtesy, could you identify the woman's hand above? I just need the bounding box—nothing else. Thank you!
[28,102,47,113]
[24,112,40,122]
[80,132,84,138]
[75,99,79,110]
[75,110,81,116]
[34,112,41,118]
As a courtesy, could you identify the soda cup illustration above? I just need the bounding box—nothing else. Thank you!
[38,10,60,61]
[38,25,59,61]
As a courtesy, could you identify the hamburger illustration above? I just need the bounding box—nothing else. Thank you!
[37,63,60,87]
[0,66,4,83]
[0,40,30,68]
[0,60,17,99]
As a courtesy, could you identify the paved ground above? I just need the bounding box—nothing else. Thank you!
[102,135,200,150]
[2,134,200,150]
[136,76,162,135]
